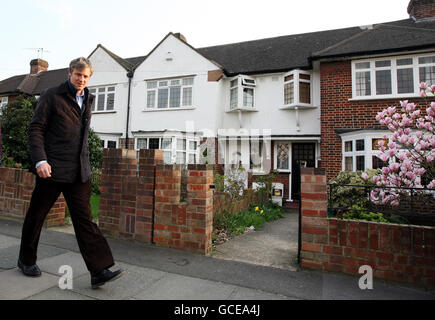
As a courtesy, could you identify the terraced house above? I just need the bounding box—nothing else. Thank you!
[1,0,434,207]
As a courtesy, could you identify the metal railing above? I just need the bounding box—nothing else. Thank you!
[328,183,435,226]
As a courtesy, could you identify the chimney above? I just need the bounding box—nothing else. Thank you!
[408,0,435,21]
[174,33,187,43]
[30,58,48,74]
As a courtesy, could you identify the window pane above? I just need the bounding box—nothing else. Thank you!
[284,74,294,82]
[356,139,365,151]
[159,81,168,87]
[397,68,414,94]
[299,74,310,80]
[97,94,105,110]
[137,138,147,149]
[170,79,180,86]
[169,87,181,108]
[284,82,294,104]
[161,138,172,150]
[243,88,254,107]
[182,87,192,106]
[189,141,197,151]
[107,93,115,110]
[188,153,196,164]
[147,91,155,108]
[98,88,105,93]
[177,139,186,150]
[277,143,289,170]
[157,88,168,108]
[397,58,413,66]
[147,81,157,89]
[356,62,370,69]
[230,87,238,108]
[418,56,435,64]
[376,70,392,95]
[176,151,186,164]
[148,138,159,149]
[372,138,388,150]
[299,82,311,103]
[107,141,117,148]
[345,141,353,152]
[356,71,371,96]
[182,77,194,86]
[91,95,96,111]
[345,157,353,171]
[375,60,391,68]
[372,155,386,169]
[163,151,172,164]
[356,156,365,171]
[230,79,238,88]
[419,66,435,84]
[108,86,115,92]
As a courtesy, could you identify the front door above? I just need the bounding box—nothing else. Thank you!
[291,143,315,199]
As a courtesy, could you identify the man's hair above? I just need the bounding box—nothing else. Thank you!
[69,57,93,75]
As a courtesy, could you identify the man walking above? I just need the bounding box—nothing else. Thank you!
[18,57,123,289]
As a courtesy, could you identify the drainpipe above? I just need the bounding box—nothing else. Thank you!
[125,70,134,149]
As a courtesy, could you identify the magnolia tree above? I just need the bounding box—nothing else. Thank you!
[362,82,435,206]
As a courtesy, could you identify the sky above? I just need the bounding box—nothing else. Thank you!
[0,0,412,80]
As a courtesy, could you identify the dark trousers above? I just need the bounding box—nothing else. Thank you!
[19,177,114,276]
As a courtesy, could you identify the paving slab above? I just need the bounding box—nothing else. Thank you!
[0,268,58,300]
[0,244,67,270]
[132,273,237,300]
[0,234,21,250]
[69,261,167,300]
[226,287,296,300]
[37,252,89,278]
[26,287,96,300]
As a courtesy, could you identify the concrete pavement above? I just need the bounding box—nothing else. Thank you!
[0,215,434,300]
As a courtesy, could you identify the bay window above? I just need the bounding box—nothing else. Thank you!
[229,75,256,110]
[283,70,312,107]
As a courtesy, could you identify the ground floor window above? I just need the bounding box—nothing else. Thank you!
[135,135,198,164]
[341,131,389,172]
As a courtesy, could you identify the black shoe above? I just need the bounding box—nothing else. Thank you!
[17,259,42,277]
[91,269,124,289]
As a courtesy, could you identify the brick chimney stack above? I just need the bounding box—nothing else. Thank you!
[174,33,187,43]
[408,0,435,21]
[30,58,48,74]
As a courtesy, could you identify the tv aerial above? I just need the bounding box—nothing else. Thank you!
[23,48,51,59]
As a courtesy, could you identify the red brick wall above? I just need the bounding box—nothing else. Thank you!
[0,167,65,227]
[99,149,215,255]
[319,60,427,181]
[300,167,435,288]
[408,0,435,20]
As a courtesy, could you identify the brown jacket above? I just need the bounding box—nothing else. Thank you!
[28,81,94,183]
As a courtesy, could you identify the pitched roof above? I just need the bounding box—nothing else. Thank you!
[0,68,68,96]
[312,19,435,59]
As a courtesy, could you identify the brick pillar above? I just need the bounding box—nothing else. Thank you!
[300,167,328,271]
[153,164,183,248]
[136,149,163,242]
[99,148,129,238]
[186,164,214,255]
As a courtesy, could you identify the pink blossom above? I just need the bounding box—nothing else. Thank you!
[361,172,369,181]
[420,82,428,90]
[428,180,435,189]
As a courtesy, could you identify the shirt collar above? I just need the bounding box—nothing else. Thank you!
[67,79,85,97]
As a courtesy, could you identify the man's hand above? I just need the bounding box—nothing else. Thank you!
[36,162,52,178]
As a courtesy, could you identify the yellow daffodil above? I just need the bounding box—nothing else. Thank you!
[255,207,259,211]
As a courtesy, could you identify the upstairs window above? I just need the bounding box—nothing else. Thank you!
[229,76,256,110]
[352,53,435,99]
[0,96,8,113]
[283,70,312,107]
[146,77,194,109]
[89,86,115,112]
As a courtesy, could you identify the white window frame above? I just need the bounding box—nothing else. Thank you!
[145,76,194,110]
[135,135,199,164]
[228,75,257,111]
[351,52,435,100]
[89,85,116,112]
[282,69,313,108]
[0,96,8,115]
[341,131,390,172]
